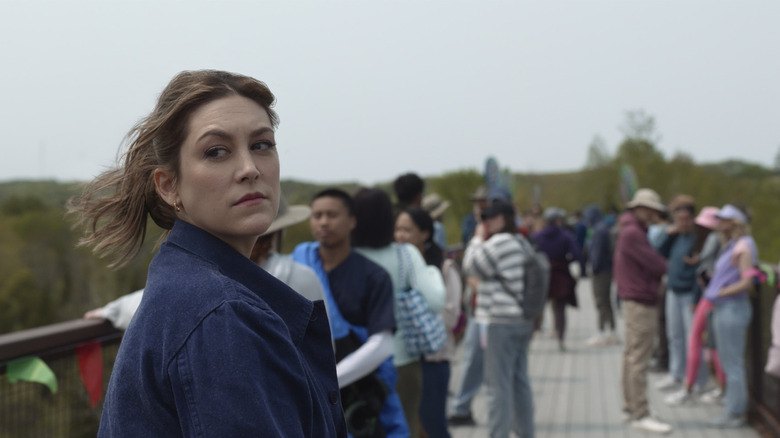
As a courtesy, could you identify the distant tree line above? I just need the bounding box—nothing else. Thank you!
[1,120,778,333]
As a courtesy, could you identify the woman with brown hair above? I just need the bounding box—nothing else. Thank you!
[69,70,345,436]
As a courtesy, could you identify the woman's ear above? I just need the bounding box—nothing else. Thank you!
[422,230,431,243]
[153,167,177,207]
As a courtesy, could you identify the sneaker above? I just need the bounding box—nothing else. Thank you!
[708,414,746,428]
[447,413,476,426]
[605,332,621,345]
[664,389,693,405]
[631,416,673,434]
[654,375,681,391]
[699,387,723,405]
[585,333,607,347]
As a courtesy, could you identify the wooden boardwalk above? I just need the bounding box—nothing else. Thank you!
[448,277,762,438]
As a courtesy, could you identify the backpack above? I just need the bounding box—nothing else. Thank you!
[492,234,551,321]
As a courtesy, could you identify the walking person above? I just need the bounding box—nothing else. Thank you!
[395,207,462,438]
[614,189,671,434]
[463,200,536,438]
[583,205,620,346]
[532,207,579,352]
[69,70,346,436]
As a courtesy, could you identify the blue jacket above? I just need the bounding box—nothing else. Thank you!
[654,231,698,294]
[98,220,347,437]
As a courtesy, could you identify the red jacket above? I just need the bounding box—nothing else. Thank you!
[613,211,667,305]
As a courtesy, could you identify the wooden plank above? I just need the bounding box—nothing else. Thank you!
[448,275,761,438]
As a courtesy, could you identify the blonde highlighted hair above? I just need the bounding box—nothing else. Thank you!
[729,203,752,238]
[67,70,278,268]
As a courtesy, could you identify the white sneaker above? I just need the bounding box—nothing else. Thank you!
[664,388,693,405]
[699,387,723,404]
[654,375,681,391]
[585,333,607,347]
[631,416,673,434]
[605,332,621,345]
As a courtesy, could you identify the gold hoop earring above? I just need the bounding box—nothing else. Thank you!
[173,201,181,212]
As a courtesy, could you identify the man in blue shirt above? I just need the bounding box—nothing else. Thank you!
[651,197,707,395]
[293,188,409,438]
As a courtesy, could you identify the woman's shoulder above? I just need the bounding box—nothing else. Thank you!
[733,235,758,260]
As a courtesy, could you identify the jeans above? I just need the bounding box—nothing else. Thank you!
[419,359,451,438]
[666,291,707,385]
[712,297,752,417]
[448,318,484,417]
[484,321,535,438]
[592,271,615,331]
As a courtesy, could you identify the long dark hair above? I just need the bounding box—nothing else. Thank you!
[403,207,444,268]
[352,188,395,248]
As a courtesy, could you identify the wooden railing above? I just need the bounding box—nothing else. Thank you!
[747,280,780,437]
[0,319,121,438]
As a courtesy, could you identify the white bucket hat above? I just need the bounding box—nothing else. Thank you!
[261,196,311,236]
[626,188,666,213]
[422,193,451,218]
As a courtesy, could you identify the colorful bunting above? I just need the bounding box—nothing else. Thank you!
[77,341,104,407]
[5,356,58,393]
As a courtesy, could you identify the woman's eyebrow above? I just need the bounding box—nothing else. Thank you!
[197,126,274,142]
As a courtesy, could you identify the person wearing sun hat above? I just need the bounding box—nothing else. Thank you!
[664,205,728,407]
[651,194,707,395]
[423,193,451,250]
[614,188,672,434]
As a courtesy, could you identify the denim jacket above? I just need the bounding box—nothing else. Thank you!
[98,220,347,437]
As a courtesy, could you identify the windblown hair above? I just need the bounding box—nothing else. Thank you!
[67,70,278,268]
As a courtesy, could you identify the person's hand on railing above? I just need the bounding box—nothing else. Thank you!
[83,308,105,320]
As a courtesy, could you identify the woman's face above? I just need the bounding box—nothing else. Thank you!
[155,94,280,256]
[394,212,429,251]
[483,214,507,236]
[717,218,734,236]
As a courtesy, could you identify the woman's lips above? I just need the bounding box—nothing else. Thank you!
[235,192,266,206]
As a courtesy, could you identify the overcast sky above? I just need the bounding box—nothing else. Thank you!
[2,1,778,185]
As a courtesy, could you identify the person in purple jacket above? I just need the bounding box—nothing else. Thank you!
[613,189,671,434]
[532,207,580,352]
[701,203,757,428]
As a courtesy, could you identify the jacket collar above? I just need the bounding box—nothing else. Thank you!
[167,220,314,345]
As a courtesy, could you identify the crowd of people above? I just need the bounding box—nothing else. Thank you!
[74,69,766,437]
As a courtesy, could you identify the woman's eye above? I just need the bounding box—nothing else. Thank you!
[251,141,276,151]
[205,147,228,159]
